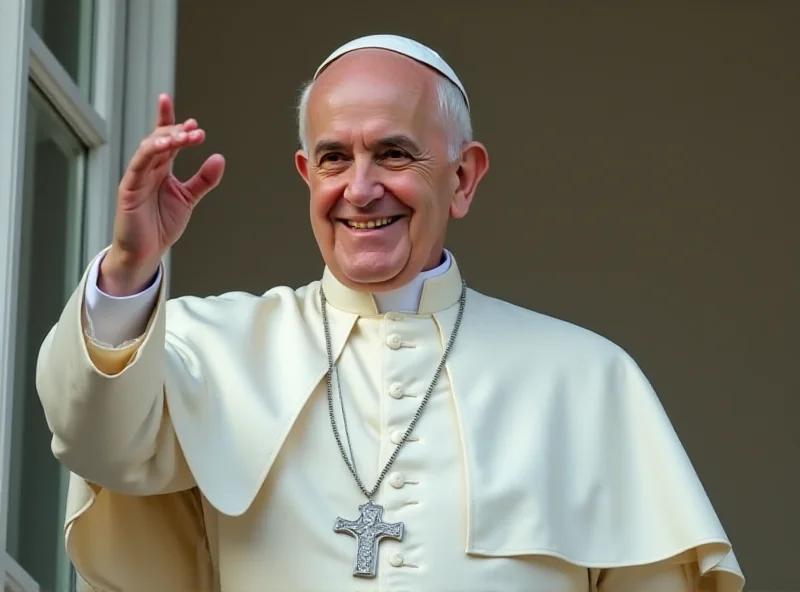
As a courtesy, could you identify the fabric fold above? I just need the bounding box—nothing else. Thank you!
[38,253,743,591]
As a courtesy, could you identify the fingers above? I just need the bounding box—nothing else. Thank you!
[181,118,199,133]
[156,121,204,152]
[122,120,206,189]
[181,154,226,203]
[155,94,175,128]
[126,134,172,176]
[150,120,204,170]
[150,96,196,167]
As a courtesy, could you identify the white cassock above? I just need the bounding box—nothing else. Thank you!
[35,249,745,592]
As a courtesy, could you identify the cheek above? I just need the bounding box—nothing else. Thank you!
[386,173,450,220]
[310,179,344,219]
[382,175,429,211]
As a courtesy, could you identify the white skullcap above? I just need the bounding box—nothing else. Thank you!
[313,34,470,111]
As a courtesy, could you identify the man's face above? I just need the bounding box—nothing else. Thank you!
[295,49,487,292]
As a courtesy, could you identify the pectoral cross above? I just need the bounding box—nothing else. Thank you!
[333,501,404,578]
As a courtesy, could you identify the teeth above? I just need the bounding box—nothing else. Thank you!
[346,217,395,229]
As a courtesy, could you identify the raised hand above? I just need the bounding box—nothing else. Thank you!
[100,94,225,295]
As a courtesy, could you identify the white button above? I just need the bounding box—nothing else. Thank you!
[388,383,404,399]
[386,333,402,349]
[389,553,404,567]
[390,430,417,445]
[388,472,405,488]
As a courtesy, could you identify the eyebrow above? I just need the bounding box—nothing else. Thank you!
[375,135,421,154]
[313,140,347,158]
[313,135,422,159]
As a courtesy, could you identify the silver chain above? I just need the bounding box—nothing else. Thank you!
[320,280,467,500]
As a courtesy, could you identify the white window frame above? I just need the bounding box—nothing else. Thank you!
[0,0,176,589]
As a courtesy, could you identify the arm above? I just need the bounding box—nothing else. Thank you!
[37,93,223,497]
[36,252,195,496]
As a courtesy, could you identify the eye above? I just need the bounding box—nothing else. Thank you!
[319,152,345,163]
[381,149,411,161]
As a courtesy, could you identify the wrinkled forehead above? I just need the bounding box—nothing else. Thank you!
[306,50,442,143]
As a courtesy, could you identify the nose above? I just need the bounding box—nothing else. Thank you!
[343,158,383,207]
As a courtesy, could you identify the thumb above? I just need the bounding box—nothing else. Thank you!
[182,154,226,204]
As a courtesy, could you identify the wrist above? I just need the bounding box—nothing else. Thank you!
[98,247,161,297]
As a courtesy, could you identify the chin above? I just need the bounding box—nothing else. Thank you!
[342,264,402,287]
[335,253,414,291]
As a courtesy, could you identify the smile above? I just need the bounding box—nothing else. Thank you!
[341,216,402,230]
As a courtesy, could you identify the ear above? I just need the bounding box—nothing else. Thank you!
[450,141,489,219]
[295,149,311,187]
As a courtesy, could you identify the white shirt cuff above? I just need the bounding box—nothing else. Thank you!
[84,249,162,346]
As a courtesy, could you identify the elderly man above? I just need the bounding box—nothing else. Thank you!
[36,35,743,591]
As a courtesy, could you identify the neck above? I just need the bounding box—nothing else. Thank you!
[372,250,452,313]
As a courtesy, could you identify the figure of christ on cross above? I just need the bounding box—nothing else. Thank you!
[334,501,405,577]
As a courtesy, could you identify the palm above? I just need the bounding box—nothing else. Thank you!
[155,173,195,247]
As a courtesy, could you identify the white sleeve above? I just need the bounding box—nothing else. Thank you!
[83,250,162,347]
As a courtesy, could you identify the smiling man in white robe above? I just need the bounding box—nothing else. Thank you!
[35,34,745,591]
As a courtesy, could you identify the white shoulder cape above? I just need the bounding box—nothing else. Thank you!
[37,256,744,591]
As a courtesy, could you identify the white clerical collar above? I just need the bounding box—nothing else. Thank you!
[320,250,462,316]
[372,250,452,313]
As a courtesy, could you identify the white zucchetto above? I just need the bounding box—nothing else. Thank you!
[313,34,470,111]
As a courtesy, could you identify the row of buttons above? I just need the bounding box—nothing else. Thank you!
[384,313,421,572]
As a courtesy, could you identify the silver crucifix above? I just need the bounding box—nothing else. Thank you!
[334,501,404,578]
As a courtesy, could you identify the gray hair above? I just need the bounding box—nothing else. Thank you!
[296,74,472,163]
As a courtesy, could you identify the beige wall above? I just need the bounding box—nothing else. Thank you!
[171,2,798,588]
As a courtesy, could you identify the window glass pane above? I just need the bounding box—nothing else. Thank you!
[6,81,85,592]
[30,0,96,98]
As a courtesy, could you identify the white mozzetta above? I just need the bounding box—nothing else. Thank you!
[36,252,743,591]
